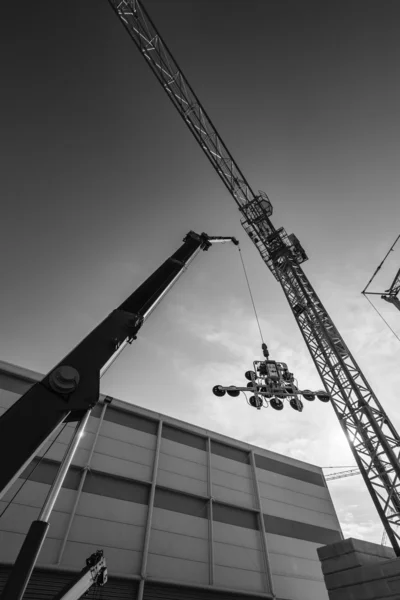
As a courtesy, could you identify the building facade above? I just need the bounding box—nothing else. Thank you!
[0,361,342,600]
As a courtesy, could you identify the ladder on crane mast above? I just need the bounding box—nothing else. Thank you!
[107,0,400,555]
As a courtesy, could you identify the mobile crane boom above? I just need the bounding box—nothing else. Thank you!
[0,231,238,600]
[107,0,400,554]
[0,231,237,500]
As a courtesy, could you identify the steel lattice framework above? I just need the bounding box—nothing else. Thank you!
[108,0,400,554]
[382,267,400,311]
[363,235,400,312]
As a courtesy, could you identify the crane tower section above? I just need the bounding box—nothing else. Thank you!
[382,267,400,311]
[108,0,400,554]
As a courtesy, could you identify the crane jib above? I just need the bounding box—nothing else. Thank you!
[108,0,400,555]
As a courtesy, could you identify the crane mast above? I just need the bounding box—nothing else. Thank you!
[108,0,400,554]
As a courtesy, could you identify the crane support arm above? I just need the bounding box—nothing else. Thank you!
[0,231,223,500]
[52,551,107,600]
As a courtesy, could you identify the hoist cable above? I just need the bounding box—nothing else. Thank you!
[364,294,400,344]
[237,245,265,344]
[362,235,400,294]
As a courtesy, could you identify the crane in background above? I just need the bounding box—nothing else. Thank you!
[363,235,400,313]
[324,468,360,482]
[107,0,400,554]
[323,468,397,547]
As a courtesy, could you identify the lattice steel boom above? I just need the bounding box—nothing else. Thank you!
[324,468,360,482]
[363,234,400,312]
[107,0,400,554]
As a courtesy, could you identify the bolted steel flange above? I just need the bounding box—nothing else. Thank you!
[48,366,80,394]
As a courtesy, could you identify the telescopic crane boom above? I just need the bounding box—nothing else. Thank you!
[0,231,238,500]
[107,0,400,554]
[0,231,238,600]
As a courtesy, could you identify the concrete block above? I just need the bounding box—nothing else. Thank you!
[321,550,392,576]
[325,567,389,593]
[318,538,395,563]
[328,585,363,600]
[318,538,357,561]
[387,575,400,594]
[364,579,392,599]
[318,539,400,599]
[328,581,390,600]
[381,558,400,578]
[324,559,398,590]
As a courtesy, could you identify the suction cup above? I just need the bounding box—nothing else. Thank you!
[249,396,263,409]
[270,397,284,411]
[212,385,226,397]
[316,391,330,402]
[290,398,304,412]
[245,370,256,381]
[227,388,240,397]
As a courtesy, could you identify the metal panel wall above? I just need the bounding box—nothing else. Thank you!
[143,581,267,600]
[0,367,343,600]
[0,566,139,599]
[273,574,328,600]
[148,507,209,586]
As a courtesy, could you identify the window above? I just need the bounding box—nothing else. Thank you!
[154,487,209,519]
[211,441,250,464]
[83,470,150,504]
[162,424,206,450]
[103,407,158,435]
[213,502,258,530]
[263,513,341,544]
[255,454,324,487]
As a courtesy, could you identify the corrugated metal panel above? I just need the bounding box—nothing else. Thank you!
[144,582,264,600]
[0,566,138,599]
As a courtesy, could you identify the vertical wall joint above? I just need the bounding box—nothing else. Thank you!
[250,450,275,598]
[137,419,163,600]
[207,437,214,586]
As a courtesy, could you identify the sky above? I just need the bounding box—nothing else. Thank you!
[1,0,400,545]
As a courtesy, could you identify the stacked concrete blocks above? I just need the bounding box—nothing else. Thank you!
[318,537,400,600]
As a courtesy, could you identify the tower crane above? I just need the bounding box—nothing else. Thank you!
[383,270,400,311]
[324,468,360,482]
[107,0,400,554]
[363,235,400,312]
[322,468,398,547]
